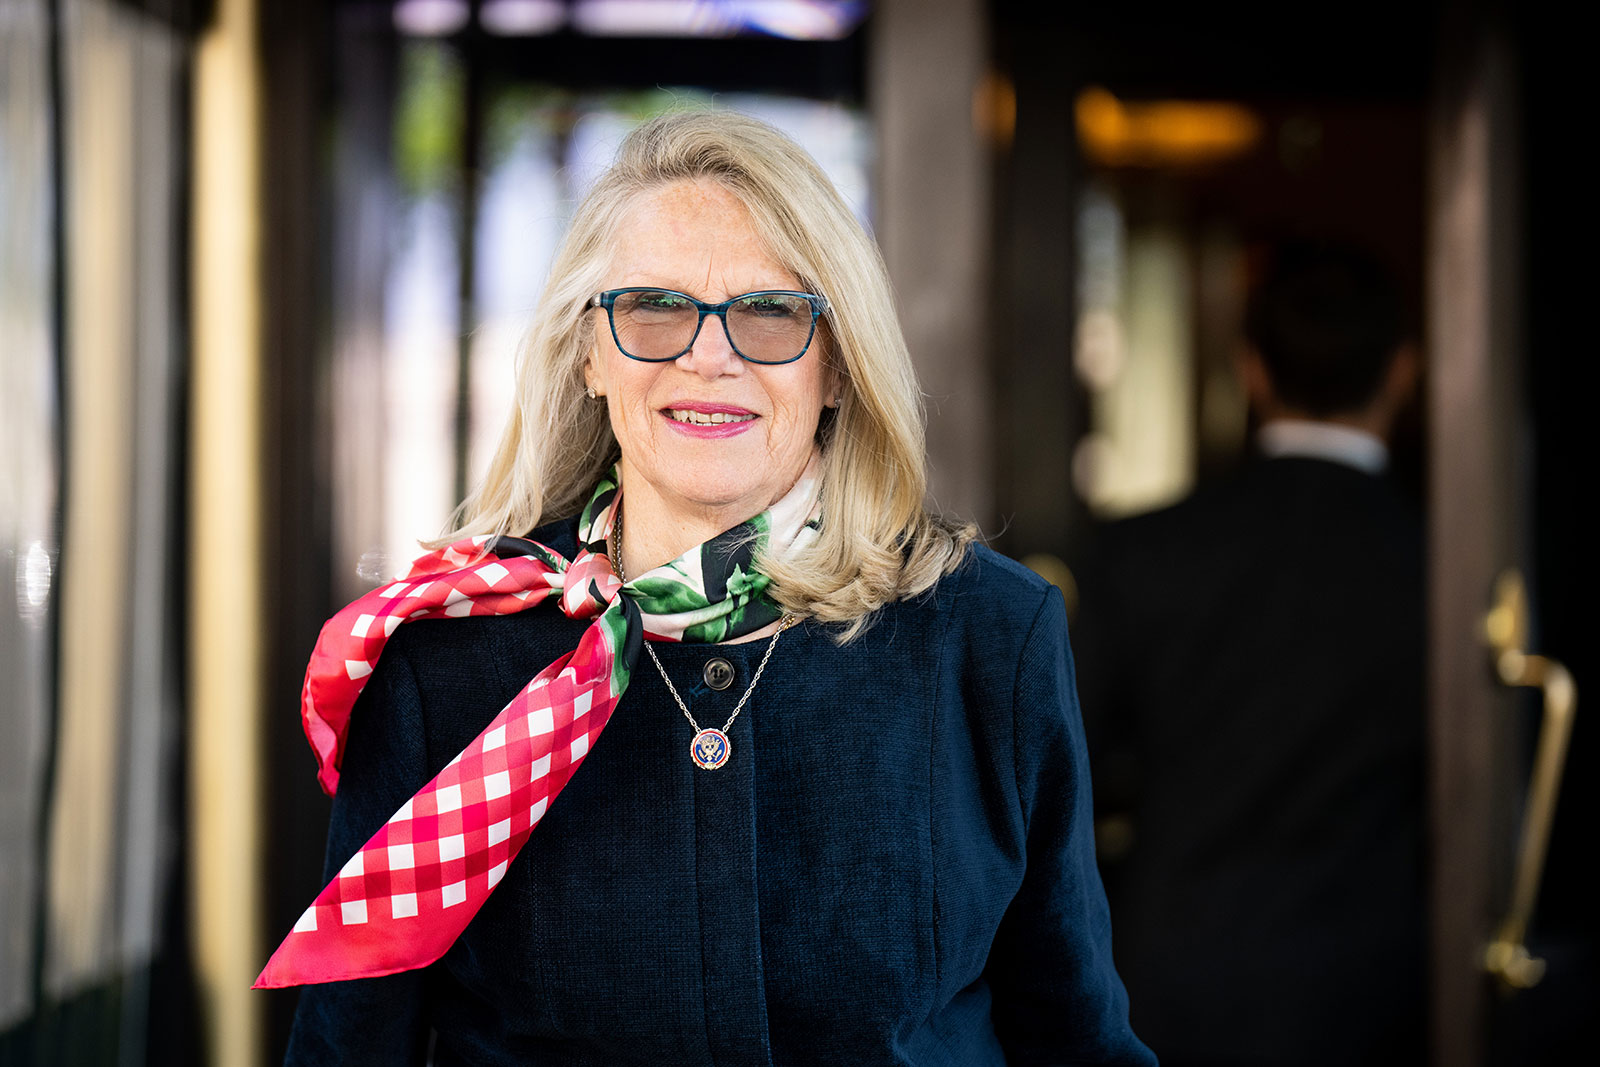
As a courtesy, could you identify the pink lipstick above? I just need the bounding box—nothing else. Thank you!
[660,402,758,439]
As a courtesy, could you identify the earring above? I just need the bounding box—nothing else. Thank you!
[585,385,598,400]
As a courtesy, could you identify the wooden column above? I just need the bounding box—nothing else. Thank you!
[870,0,995,528]
[1426,9,1524,1065]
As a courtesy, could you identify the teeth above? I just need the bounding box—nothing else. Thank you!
[668,409,755,425]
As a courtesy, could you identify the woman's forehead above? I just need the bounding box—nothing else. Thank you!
[607,180,801,294]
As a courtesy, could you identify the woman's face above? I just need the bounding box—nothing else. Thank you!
[585,180,837,528]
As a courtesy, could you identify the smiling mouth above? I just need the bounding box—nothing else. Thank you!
[665,409,757,425]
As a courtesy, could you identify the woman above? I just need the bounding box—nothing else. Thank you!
[268,110,1153,1065]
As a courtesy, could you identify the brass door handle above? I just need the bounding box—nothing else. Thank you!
[1480,570,1579,990]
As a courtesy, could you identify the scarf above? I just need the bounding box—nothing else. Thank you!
[255,462,820,988]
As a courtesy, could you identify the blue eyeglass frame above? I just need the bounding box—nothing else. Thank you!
[587,287,829,365]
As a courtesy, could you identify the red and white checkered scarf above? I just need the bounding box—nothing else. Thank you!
[255,463,818,988]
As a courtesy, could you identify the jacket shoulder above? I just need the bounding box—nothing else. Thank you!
[901,542,1061,651]
[945,542,1054,605]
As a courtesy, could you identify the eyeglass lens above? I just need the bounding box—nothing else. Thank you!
[611,290,815,363]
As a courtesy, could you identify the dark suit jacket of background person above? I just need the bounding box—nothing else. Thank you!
[1073,454,1426,1067]
[284,516,1157,1066]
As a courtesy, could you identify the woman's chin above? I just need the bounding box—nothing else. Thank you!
[662,481,772,521]
[633,466,782,523]
[628,446,805,522]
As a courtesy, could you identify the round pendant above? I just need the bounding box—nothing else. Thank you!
[689,728,731,770]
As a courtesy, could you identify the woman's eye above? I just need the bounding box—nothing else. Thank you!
[736,297,799,317]
[635,292,690,312]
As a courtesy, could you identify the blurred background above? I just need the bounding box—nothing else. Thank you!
[0,0,1588,1063]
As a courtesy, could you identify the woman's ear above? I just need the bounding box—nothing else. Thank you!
[826,376,844,408]
[823,348,844,409]
[583,344,606,399]
[813,318,842,408]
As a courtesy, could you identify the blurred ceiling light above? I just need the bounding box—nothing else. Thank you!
[395,0,471,37]
[1075,86,1263,168]
[972,70,1016,147]
[482,0,567,35]
[572,0,865,40]
[735,0,865,38]
[573,0,732,36]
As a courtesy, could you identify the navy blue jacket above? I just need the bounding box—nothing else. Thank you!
[1074,457,1424,1064]
[286,521,1153,1066]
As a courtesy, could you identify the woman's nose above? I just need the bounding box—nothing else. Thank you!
[677,313,743,379]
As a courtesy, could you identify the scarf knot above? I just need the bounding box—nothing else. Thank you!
[559,549,622,620]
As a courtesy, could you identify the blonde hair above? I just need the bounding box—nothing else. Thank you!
[440,109,973,640]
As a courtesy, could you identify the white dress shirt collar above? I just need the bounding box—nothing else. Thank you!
[1257,418,1389,475]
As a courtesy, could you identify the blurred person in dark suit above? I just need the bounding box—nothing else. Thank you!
[1073,242,1425,1066]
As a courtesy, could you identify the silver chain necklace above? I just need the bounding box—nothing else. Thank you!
[611,506,794,770]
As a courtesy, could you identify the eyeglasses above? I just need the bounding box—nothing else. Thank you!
[588,287,829,365]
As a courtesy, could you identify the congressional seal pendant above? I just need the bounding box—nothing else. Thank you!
[690,728,731,770]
